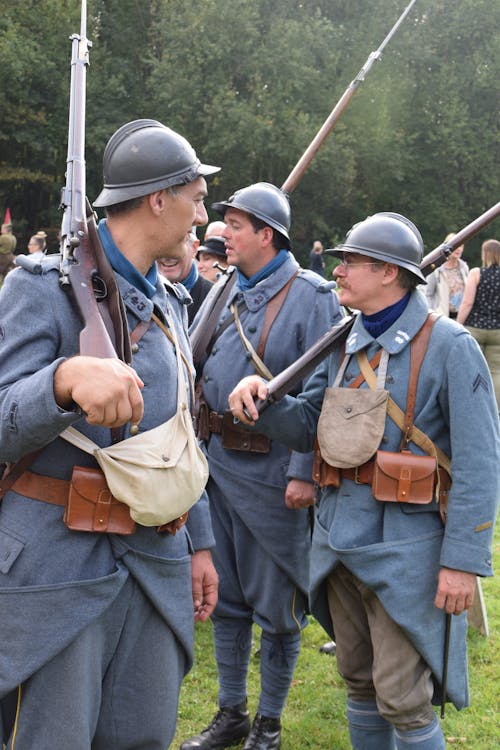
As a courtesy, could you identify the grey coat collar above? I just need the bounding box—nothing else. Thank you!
[345,290,430,355]
[229,253,301,312]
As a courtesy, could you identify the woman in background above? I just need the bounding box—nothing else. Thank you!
[425,232,469,317]
[457,238,500,410]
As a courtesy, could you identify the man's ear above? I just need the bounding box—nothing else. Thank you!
[382,262,400,285]
[260,226,275,247]
[148,190,168,216]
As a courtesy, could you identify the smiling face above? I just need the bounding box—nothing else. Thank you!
[158,233,199,283]
[222,208,276,278]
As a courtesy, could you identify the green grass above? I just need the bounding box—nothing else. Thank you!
[173,531,499,749]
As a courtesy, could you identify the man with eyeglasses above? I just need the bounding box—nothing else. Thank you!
[228,212,499,750]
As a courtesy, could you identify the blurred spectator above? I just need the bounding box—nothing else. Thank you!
[0,223,17,288]
[309,239,325,277]
[204,220,226,240]
[158,230,212,325]
[197,236,228,282]
[424,233,468,318]
[457,238,500,410]
[27,232,47,259]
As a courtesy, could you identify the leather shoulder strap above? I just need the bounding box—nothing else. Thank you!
[256,270,299,359]
[402,312,439,447]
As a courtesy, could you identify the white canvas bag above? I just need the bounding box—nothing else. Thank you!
[60,312,208,526]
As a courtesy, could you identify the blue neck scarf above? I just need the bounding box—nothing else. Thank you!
[237,249,289,291]
[181,261,198,291]
[361,291,411,338]
[98,219,158,299]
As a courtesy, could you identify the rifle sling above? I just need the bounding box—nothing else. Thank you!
[86,202,132,365]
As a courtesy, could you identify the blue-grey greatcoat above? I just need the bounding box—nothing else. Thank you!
[0,253,215,744]
[255,290,499,708]
[192,253,341,620]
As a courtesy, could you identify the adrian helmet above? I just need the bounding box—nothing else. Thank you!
[212,182,291,245]
[327,212,426,282]
[93,119,220,208]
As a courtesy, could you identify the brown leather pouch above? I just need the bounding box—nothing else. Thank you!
[196,399,210,442]
[221,411,271,453]
[64,466,136,534]
[372,450,436,504]
[312,441,340,488]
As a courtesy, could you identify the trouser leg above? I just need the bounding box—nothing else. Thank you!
[327,565,439,749]
[4,577,186,750]
[93,581,187,750]
[257,630,301,719]
[346,700,396,750]
[395,714,445,749]
[213,616,253,707]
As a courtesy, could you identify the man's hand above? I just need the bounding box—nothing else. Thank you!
[54,356,144,428]
[434,567,476,615]
[191,548,218,622]
[285,479,316,509]
[228,376,268,424]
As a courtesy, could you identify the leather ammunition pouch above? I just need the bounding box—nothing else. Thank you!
[65,466,136,534]
[198,400,270,453]
[8,467,187,535]
[371,450,437,504]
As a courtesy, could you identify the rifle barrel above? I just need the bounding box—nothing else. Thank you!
[256,199,500,413]
[281,0,418,194]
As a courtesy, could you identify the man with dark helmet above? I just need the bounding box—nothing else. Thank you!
[0,119,219,748]
[183,183,342,750]
[229,212,499,750]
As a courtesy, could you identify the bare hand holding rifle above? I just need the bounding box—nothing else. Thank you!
[55,1,141,429]
[228,200,500,424]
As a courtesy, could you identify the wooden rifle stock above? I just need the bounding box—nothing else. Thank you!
[281,0,418,194]
[253,200,500,414]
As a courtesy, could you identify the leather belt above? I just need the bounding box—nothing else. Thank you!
[339,460,375,485]
[339,460,450,489]
[207,411,224,435]
[12,471,67,506]
[11,471,187,535]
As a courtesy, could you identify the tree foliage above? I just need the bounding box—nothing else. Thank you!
[0,0,498,263]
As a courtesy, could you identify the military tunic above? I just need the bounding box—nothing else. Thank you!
[255,290,499,709]
[0,253,215,747]
[193,253,341,626]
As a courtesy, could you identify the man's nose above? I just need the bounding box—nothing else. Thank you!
[194,203,208,226]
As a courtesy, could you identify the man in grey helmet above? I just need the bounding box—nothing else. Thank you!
[0,119,219,749]
[184,182,341,750]
[229,213,499,750]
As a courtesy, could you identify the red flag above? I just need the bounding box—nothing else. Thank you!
[3,208,11,225]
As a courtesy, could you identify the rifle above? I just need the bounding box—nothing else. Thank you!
[190,1,417,364]
[251,201,500,414]
[59,0,131,364]
[282,0,418,194]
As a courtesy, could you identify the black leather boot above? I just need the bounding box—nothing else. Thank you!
[242,714,281,750]
[179,701,251,750]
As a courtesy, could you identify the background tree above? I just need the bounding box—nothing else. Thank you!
[0,0,498,264]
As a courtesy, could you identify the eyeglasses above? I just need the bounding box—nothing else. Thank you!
[336,260,384,271]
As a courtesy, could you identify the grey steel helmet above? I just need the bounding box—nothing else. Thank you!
[326,212,426,283]
[93,119,220,208]
[212,182,291,245]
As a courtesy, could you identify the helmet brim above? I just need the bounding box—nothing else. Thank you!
[326,246,427,284]
[94,162,220,208]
